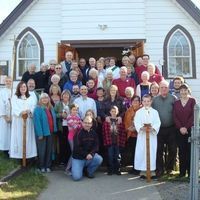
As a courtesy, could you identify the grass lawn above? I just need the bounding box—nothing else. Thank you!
[0,152,20,179]
[0,168,48,200]
[0,152,48,200]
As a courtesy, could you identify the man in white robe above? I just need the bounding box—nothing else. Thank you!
[134,94,161,177]
[27,79,39,105]
[0,77,12,152]
[10,82,37,159]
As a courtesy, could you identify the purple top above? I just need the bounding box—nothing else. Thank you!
[173,97,196,129]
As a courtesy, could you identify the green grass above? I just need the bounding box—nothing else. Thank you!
[0,152,48,199]
[159,173,190,182]
[0,152,20,179]
[0,168,48,200]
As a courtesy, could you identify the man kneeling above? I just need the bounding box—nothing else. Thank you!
[72,116,103,181]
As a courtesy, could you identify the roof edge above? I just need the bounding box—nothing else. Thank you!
[176,0,200,26]
[0,0,34,37]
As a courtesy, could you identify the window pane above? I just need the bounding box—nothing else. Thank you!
[18,33,39,58]
[167,29,192,77]
[175,42,182,56]
[182,58,190,75]
[169,57,176,76]
[17,32,40,79]
[176,58,182,75]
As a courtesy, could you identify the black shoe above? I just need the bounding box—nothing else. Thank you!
[151,175,158,180]
[115,171,121,175]
[129,169,140,175]
[107,171,113,175]
[140,175,146,179]
[156,171,164,178]
[87,174,95,179]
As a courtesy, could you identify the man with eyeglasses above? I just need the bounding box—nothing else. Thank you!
[54,64,68,90]
[71,116,103,181]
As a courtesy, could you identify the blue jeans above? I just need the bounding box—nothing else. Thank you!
[72,153,103,181]
[107,145,121,172]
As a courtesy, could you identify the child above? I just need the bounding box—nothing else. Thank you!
[134,94,161,179]
[103,106,126,175]
[65,104,82,174]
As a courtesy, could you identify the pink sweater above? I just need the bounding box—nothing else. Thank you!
[67,115,82,140]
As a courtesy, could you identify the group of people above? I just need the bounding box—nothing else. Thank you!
[0,51,196,181]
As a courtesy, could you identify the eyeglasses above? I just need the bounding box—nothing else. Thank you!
[50,63,56,65]
[56,68,62,69]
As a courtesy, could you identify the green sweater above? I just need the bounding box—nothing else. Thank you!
[152,94,176,128]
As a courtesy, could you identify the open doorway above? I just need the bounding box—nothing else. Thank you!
[57,39,145,64]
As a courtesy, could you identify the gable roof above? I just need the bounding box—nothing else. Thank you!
[0,0,200,37]
[0,0,34,37]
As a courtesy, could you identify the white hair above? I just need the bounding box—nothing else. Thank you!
[89,68,98,76]
[141,71,150,80]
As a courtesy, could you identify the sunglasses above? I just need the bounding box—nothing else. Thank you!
[56,68,62,69]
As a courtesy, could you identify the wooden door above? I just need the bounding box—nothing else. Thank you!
[57,43,79,63]
[131,41,144,57]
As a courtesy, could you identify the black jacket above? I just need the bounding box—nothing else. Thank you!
[72,129,99,160]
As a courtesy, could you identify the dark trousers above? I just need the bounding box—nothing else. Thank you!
[177,129,191,176]
[107,145,121,172]
[156,126,177,173]
[37,135,53,169]
[58,126,71,164]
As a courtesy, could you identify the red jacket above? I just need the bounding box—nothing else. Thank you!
[112,78,135,97]
[103,120,126,147]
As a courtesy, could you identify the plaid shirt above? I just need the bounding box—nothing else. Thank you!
[103,120,126,147]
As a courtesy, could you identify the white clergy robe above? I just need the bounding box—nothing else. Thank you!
[0,88,11,150]
[10,95,37,159]
[134,107,161,171]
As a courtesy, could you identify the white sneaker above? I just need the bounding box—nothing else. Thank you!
[41,168,46,173]
[46,168,51,173]
[64,170,72,176]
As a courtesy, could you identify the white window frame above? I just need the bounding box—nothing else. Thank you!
[167,29,192,78]
[16,31,40,80]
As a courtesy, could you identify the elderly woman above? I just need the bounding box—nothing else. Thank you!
[10,81,37,159]
[103,70,114,98]
[63,70,82,93]
[33,93,57,172]
[148,63,163,84]
[173,84,196,177]
[45,74,60,93]
[123,87,135,110]
[136,71,151,99]
[54,90,72,165]
[49,84,61,107]
[89,68,99,87]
